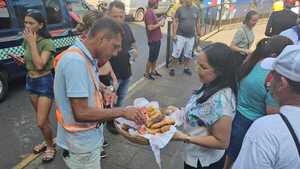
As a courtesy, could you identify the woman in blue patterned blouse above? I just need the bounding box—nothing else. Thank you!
[173,43,239,169]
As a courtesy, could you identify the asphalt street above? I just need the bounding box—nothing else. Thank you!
[0,22,168,169]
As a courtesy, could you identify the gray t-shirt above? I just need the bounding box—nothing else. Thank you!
[231,24,255,50]
[175,5,200,38]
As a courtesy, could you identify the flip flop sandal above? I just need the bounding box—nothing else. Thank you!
[33,143,47,154]
[42,148,56,163]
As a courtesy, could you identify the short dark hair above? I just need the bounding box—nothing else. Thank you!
[88,17,123,39]
[243,10,258,25]
[287,79,300,95]
[108,1,125,11]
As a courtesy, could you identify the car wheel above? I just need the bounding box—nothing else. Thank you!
[0,71,8,102]
[135,8,145,22]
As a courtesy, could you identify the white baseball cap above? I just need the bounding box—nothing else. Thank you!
[261,45,300,82]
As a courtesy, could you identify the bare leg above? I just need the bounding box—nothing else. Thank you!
[183,57,192,69]
[36,96,55,149]
[144,62,155,80]
[30,94,39,112]
[169,57,178,76]
[183,57,192,75]
[145,62,151,75]
[151,61,156,73]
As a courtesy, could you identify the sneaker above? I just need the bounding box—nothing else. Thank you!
[103,140,109,148]
[151,70,162,77]
[183,68,192,76]
[169,69,175,76]
[101,151,107,159]
[106,121,119,135]
[144,73,155,80]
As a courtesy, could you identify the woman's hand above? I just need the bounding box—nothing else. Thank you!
[23,28,37,46]
[173,130,189,141]
[8,53,25,66]
[243,49,252,55]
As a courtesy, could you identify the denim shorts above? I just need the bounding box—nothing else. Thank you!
[25,72,54,99]
[226,111,253,160]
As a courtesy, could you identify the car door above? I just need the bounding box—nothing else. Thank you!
[43,0,71,37]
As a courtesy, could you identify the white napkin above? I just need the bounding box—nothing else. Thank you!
[143,126,176,169]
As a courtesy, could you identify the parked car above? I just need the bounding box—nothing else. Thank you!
[0,0,90,102]
[91,0,173,21]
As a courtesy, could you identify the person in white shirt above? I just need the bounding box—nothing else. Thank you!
[232,45,300,169]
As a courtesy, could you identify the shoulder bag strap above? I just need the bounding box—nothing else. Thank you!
[279,113,300,158]
[241,26,251,49]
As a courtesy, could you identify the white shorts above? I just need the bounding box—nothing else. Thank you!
[172,35,195,59]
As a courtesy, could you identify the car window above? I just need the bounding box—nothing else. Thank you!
[65,0,89,17]
[0,0,11,30]
[12,0,44,28]
[43,0,64,25]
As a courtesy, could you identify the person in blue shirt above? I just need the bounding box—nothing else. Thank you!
[223,35,293,169]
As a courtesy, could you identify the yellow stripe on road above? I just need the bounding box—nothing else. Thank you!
[12,153,40,169]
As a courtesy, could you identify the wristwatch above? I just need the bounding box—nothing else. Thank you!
[106,85,115,92]
[183,136,191,144]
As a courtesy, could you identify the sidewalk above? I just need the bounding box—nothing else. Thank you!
[24,65,200,169]
[22,20,267,169]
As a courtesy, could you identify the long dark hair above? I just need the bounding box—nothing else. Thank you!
[196,43,239,104]
[243,10,258,25]
[25,9,51,38]
[239,35,293,80]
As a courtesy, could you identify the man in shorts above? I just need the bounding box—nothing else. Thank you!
[144,0,163,80]
[170,0,201,76]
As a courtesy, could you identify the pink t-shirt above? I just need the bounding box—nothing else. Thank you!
[144,8,162,43]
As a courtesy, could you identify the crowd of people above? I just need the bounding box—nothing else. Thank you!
[9,0,300,168]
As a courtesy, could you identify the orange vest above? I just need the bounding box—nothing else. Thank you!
[54,48,103,132]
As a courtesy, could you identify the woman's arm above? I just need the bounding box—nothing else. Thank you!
[174,116,233,149]
[24,30,52,70]
[230,42,252,55]
[30,45,52,70]
[147,23,161,31]
[107,61,118,88]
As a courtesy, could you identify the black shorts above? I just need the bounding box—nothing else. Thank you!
[148,41,161,63]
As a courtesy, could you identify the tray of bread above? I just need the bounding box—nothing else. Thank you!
[115,105,177,145]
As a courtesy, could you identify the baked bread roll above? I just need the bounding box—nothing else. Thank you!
[160,125,171,133]
[151,119,175,129]
[146,114,165,128]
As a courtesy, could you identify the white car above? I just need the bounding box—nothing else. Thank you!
[85,0,173,21]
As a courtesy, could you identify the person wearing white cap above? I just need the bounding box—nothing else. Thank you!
[232,45,300,169]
